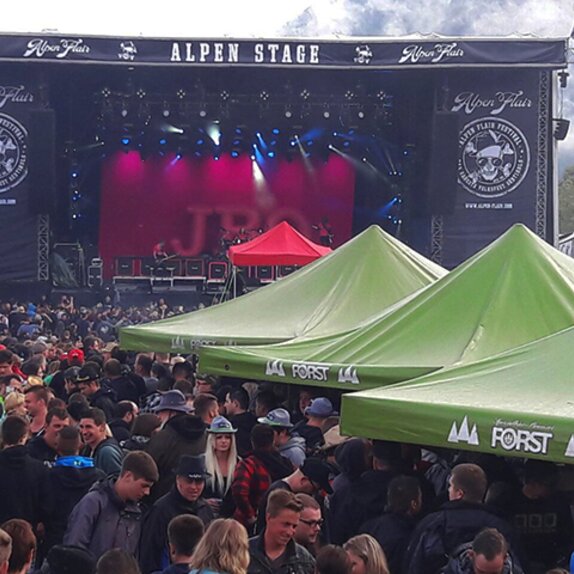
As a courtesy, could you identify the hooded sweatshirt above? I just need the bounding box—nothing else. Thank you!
[279,434,306,468]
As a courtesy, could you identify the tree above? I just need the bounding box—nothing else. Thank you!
[559,166,574,234]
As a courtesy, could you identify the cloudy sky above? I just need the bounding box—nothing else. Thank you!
[3,0,574,170]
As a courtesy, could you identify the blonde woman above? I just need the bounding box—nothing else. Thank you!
[204,416,239,517]
[189,518,249,574]
[344,534,390,574]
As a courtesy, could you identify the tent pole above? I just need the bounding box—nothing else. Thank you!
[233,266,237,299]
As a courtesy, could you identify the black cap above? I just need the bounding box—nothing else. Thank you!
[301,457,333,494]
[175,455,210,480]
[76,364,100,383]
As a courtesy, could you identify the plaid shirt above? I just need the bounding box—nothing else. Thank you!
[232,454,271,528]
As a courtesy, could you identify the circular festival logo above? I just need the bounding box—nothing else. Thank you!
[0,113,28,193]
[458,117,530,199]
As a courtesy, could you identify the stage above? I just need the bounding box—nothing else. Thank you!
[0,34,567,293]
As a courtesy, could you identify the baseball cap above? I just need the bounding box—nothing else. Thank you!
[304,397,338,418]
[68,349,85,363]
[76,364,100,383]
[301,457,333,494]
[175,455,210,480]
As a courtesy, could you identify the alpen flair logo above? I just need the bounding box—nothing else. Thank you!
[23,38,90,59]
[0,113,28,193]
[458,117,530,198]
[398,42,464,64]
[448,416,480,446]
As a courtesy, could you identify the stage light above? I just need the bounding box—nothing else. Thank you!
[272,128,280,135]
[71,171,79,178]
[362,157,367,162]
[232,139,241,146]
[235,127,243,135]
[270,140,277,147]
[345,90,355,100]
[136,88,146,99]
[306,140,314,147]
[376,90,386,101]
[343,141,351,148]
[357,110,365,119]
[268,151,276,158]
[176,153,182,160]
[323,110,330,119]
[121,137,131,146]
[220,90,230,101]
[290,139,297,147]
[162,104,170,118]
[196,138,205,145]
[285,109,293,119]
[231,150,239,158]
[199,109,207,118]
[120,107,129,118]
[300,89,310,101]
[207,124,221,146]
[214,155,220,161]
[176,89,186,99]
[159,138,167,145]
[101,87,111,98]
[251,154,256,161]
[259,90,270,101]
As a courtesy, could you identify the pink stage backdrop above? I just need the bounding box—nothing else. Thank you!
[99,152,356,277]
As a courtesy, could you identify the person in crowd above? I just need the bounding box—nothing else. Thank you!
[61,366,81,399]
[332,438,371,493]
[161,514,205,574]
[294,398,336,453]
[64,451,158,560]
[294,493,323,557]
[27,407,70,463]
[404,463,519,574]
[492,460,573,572]
[188,518,249,574]
[330,441,402,545]
[102,359,145,404]
[194,393,219,425]
[359,475,422,573]
[248,489,315,574]
[256,457,333,533]
[23,385,50,437]
[146,390,207,500]
[79,407,124,476]
[225,388,257,458]
[0,519,36,574]
[442,528,524,574]
[77,363,116,422]
[45,425,106,551]
[194,373,218,397]
[315,545,352,574]
[3,393,26,418]
[96,549,141,574]
[109,401,138,443]
[232,424,293,530]
[0,350,15,378]
[204,416,239,517]
[258,408,306,468]
[172,361,193,384]
[291,389,315,426]
[0,528,11,574]
[139,455,214,574]
[0,416,51,531]
[343,534,389,574]
[254,390,278,419]
[135,354,157,395]
[121,413,161,452]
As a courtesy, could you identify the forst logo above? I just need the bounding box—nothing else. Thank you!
[491,426,553,455]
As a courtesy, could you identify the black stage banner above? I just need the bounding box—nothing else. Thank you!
[0,34,566,69]
[0,83,41,281]
[440,69,551,268]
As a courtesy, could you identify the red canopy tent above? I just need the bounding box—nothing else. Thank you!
[228,221,331,266]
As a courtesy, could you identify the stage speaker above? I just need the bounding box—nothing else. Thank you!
[185,258,205,278]
[28,110,56,215]
[87,265,103,288]
[116,257,136,276]
[141,258,156,276]
[208,261,228,282]
[278,265,297,278]
[257,266,275,282]
[427,111,459,215]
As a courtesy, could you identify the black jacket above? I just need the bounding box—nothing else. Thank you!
[45,459,106,549]
[0,445,52,529]
[229,411,257,458]
[109,419,132,444]
[360,512,416,574]
[247,532,315,574]
[139,486,214,574]
[89,386,117,422]
[329,469,396,544]
[145,414,207,501]
[404,500,520,574]
[442,542,524,574]
[27,435,57,464]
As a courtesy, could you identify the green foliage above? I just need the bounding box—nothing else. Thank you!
[559,166,574,234]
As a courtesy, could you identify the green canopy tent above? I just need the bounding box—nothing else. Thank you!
[199,224,574,391]
[340,324,574,464]
[120,225,446,353]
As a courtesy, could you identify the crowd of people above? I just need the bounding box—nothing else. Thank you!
[0,297,571,574]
